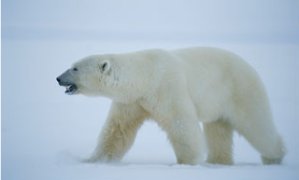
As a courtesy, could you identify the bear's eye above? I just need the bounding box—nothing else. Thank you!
[73,67,78,71]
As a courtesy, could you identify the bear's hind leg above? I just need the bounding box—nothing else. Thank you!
[204,120,233,165]
[233,116,285,165]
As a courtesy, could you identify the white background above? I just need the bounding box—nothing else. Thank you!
[2,0,299,179]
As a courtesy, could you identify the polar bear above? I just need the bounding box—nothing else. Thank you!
[56,47,285,165]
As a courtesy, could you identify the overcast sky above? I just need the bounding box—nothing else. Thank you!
[2,0,299,42]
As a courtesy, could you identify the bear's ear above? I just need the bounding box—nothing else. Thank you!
[99,60,111,74]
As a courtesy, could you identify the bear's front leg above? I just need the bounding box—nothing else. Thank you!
[87,102,148,163]
[166,117,205,165]
[156,100,206,165]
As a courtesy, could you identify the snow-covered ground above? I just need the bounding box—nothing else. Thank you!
[2,0,299,179]
[2,39,299,180]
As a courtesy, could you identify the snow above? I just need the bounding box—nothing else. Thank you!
[2,0,299,179]
[2,39,299,180]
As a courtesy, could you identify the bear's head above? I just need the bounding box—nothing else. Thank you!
[56,55,117,97]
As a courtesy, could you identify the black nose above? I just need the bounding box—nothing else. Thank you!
[56,77,61,83]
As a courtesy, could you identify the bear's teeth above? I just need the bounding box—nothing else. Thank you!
[65,85,72,93]
[65,84,77,95]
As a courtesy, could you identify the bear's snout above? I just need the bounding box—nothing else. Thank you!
[56,77,61,83]
[56,70,73,85]
[56,70,78,95]
[56,75,68,86]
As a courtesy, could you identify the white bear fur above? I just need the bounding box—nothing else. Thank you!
[71,47,285,165]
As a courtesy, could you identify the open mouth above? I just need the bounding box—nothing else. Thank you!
[64,84,78,95]
[58,81,78,95]
[57,75,78,95]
